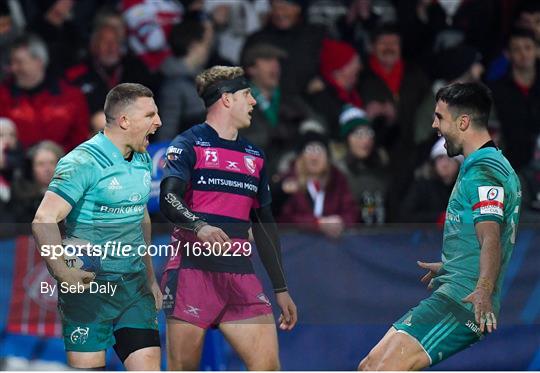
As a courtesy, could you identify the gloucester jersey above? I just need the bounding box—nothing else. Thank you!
[163,123,272,273]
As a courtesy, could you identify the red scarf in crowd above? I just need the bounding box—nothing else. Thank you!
[320,38,364,108]
[326,77,363,108]
[369,54,404,97]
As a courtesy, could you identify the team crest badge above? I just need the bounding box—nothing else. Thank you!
[244,156,256,174]
[70,327,90,344]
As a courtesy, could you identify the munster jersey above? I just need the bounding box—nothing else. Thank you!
[163,123,272,273]
[432,145,521,314]
[48,132,152,279]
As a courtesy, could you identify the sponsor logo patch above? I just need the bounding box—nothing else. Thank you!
[166,146,183,160]
[474,186,504,216]
[226,161,240,171]
[244,145,261,156]
[184,305,201,318]
[108,177,122,190]
[162,286,174,309]
[204,149,220,168]
[195,139,211,147]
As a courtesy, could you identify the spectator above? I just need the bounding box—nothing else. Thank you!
[358,24,429,220]
[490,28,540,172]
[90,110,106,136]
[521,134,540,221]
[93,6,128,44]
[205,0,270,64]
[333,0,394,61]
[0,117,24,225]
[399,137,461,224]
[242,0,327,96]
[241,43,316,175]
[308,38,365,139]
[515,0,540,42]
[414,45,484,155]
[335,106,389,225]
[156,18,212,141]
[66,23,157,115]
[487,1,540,81]
[359,24,429,151]
[306,0,348,35]
[277,131,358,238]
[121,0,184,72]
[26,0,85,73]
[0,34,89,151]
[395,0,499,63]
[0,1,24,82]
[11,141,64,224]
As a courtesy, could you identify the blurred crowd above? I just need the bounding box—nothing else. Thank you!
[1,0,540,238]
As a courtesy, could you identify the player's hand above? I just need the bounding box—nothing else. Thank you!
[417,261,442,290]
[276,291,297,331]
[318,215,345,238]
[462,288,497,333]
[196,224,230,244]
[54,267,95,290]
[148,279,163,310]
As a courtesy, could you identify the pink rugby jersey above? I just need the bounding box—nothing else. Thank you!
[162,123,272,273]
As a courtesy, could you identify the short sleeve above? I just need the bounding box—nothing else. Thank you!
[255,154,272,208]
[162,137,196,182]
[463,175,505,224]
[48,152,96,207]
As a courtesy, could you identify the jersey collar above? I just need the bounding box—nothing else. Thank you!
[95,131,128,163]
[462,145,500,173]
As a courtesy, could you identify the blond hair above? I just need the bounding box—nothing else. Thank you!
[294,155,330,192]
[195,66,245,96]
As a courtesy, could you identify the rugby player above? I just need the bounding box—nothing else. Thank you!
[32,83,163,370]
[358,82,521,370]
[159,66,297,370]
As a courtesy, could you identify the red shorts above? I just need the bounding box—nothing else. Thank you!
[160,268,272,329]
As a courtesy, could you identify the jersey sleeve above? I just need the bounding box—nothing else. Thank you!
[255,153,272,208]
[47,151,97,207]
[463,173,505,224]
[163,136,196,182]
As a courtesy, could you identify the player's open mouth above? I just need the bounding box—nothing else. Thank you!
[145,130,157,144]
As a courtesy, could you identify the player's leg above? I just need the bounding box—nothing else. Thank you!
[218,273,278,370]
[113,328,161,370]
[359,292,484,370]
[219,314,280,371]
[161,268,224,370]
[67,351,106,369]
[358,327,430,371]
[124,346,161,370]
[113,273,161,370]
[166,319,207,370]
[59,290,115,369]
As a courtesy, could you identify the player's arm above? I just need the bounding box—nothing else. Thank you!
[32,191,94,287]
[462,177,505,333]
[159,176,230,243]
[250,206,297,330]
[142,207,162,309]
[463,221,501,333]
